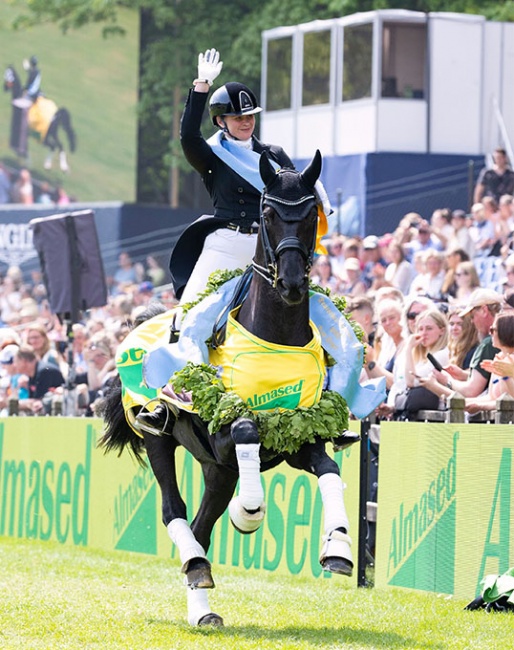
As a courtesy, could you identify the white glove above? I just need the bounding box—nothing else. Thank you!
[197,48,223,86]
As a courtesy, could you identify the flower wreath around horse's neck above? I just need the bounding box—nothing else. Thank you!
[174,268,364,454]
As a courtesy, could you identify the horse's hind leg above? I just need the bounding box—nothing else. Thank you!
[229,418,266,533]
[286,440,353,576]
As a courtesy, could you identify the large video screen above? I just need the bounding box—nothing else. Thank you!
[0,4,139,203]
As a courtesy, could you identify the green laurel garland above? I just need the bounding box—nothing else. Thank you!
[171,362,349,455]
[173,268,360,454]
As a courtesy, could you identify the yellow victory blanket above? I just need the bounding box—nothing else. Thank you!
[27,96,58,139]
[209,308,326,411]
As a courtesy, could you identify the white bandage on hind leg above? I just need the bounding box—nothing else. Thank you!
[235,443,264,511]
[186,586,212,626]
[318,473,350,534]
[167,518,207,571]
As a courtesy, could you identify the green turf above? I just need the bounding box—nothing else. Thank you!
[0,3,139,201]
[1,536,513,649]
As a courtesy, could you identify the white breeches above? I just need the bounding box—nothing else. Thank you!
[179,228,257,305]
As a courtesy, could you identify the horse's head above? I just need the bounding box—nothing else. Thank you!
[254,150,321,305]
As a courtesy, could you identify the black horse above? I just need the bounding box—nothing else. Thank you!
[3,65,76,171]
[98,151,354,626]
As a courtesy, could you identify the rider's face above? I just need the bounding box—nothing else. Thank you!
[219,114,256,140]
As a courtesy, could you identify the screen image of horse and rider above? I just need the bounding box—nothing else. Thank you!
[0,3,139,202]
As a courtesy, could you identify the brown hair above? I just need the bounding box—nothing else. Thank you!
[448,307,479,367]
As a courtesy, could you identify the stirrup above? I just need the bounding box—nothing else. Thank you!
[332,430,361,451]
[135,399,175,436]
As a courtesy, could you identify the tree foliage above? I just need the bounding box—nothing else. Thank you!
[8,0,514,203]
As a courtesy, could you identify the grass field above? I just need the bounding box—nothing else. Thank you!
[0,3,139,202]
[1,536,513,649]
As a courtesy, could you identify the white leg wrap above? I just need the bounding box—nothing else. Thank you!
[235,443,264,511]
[228,496,266,533]
[318,473,349,534]
[186,587,212,626]
[167,519,207,572]
[318,473,353,567]
[59,150,69,172]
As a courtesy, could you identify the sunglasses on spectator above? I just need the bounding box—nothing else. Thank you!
[455,271,470,276]
[407,311,421,320]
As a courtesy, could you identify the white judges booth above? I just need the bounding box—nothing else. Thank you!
[261,10,514,158]
[260,11,514,235]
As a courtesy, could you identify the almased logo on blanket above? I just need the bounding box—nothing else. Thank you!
[247,380,305,410]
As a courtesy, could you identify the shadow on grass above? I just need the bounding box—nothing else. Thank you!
[147,619,445,649]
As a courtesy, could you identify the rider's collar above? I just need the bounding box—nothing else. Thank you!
[223,134,253,150]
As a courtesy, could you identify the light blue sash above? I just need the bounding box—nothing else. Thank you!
[207,132,278,191]
[143,280,386,420]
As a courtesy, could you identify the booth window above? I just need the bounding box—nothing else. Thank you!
[265,37,293,111]
[342,23,373,102]
[302,30,331,106]
[381,22,426,99]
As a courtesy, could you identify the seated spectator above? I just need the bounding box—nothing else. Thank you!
[409,250,446,301]
[464,311,514,413]
[501,254,514,294]
[365,298,406,391]
[0,163,11,204]
[361,235,387,288]
[453,260,481,303]
[404,219,443,262]
[430,207,454,249]
[339,257,367,297]
[326,236,346,279]
[429,289,503,398]
[382,308,449,419]
[23,322,62,368]
[80,334,117,409]
[310,255,342,294]
[441,247,470,299]
[11,168,33,204]
[345,296,376,346]
[447,306,479,370]
[13,345,65,415]
[496,194,514,247]
[470,202,496,257]
[384,241,413,294]
[145,255,167,287]
[404,296,434,334]
[448,209,475,259]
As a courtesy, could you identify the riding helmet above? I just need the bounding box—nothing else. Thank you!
[30,55,38,67]
[209,82,262,127]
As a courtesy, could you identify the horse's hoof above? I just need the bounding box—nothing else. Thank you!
[321,556,353,576]
[186,562,215,589]
[197,613,224,627]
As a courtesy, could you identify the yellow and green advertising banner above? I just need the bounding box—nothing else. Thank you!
[0,417,360,585]
[375,421,514,600]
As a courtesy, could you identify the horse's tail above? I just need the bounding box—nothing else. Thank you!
[96,376,146,465]
[56,108,76,152]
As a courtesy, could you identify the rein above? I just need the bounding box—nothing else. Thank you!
[252,189,318,288]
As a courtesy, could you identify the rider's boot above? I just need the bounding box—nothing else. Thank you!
[136,402,172,436]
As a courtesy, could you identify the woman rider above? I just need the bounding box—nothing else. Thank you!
[170,48,295,305]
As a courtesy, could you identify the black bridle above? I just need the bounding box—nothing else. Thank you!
[252,187,318,288]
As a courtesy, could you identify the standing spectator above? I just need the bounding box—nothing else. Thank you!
[454,260,481,303]
[11,168,33,204]
[384,241,413,294]
[0,163,11,204]
[469,202,496,257]
[474,147,514,204]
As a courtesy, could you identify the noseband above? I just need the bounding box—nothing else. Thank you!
[252,188,318,288]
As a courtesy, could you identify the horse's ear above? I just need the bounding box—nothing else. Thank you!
[259,151,276,187]
[301,150,322,188]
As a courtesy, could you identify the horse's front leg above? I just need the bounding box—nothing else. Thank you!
[285,439,353,576]
[142,431,211,586]
[228,418,266,533]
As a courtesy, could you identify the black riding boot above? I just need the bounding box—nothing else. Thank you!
[136,403,172,436]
